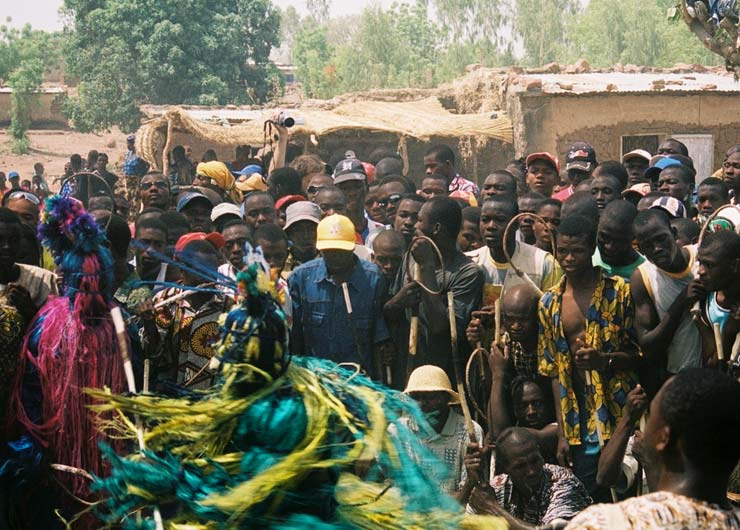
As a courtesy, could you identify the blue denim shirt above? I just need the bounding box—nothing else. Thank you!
[289,256,389,373]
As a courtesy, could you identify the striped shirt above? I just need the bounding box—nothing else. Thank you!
[488,464,592,525]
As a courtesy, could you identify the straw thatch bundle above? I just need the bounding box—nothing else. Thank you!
[136,97,513,171]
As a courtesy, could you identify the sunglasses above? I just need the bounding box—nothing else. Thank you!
[6,190,40,205]
[378,194,402,208]
[140,181,169,191]
[307,185,327,194]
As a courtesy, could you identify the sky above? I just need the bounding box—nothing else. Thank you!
[4,0,395,31]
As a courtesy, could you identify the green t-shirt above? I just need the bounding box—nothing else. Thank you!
[592,247,645,282]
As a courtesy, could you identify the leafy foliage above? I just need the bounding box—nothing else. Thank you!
[62,0,282,132]
[0,24,63,153]
[514,0,578,67]
[567,0,720,67]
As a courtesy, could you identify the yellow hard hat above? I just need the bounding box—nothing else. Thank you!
[404,365,459,404]
[316,214,356,251]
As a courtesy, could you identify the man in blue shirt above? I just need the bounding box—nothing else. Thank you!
[289,214,392,379]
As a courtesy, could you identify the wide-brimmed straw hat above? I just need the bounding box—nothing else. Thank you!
[404,365,459,404]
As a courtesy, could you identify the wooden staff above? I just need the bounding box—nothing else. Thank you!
[110,307,165,530]
[143,359,151,394]
[713,322,725,361]
[408,262,421,356]
[448,291,477,443]
[494,298,503,347]
[731,334,740,364]
[153,283,215,309]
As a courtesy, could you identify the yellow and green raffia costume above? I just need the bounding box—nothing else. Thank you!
[89,264,506,530]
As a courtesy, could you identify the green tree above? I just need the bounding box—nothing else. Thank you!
[568,0,720,67]
[62,0,281,132]
[330,2,446,93]
[305,0,331,25]
[514,0,578,66]
[292,26,335,98]
[0,24,63,153]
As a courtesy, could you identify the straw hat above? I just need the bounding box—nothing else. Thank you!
[404,365,459,404]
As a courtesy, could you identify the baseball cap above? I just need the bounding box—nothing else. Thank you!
[174,232,226,254]
[284,201,320,230]
[333,157,367,185]
[176,191,213,212]
[525,152,560,173]
[621,182,652,200]
[622,149,651,164]
[210,202,243,223]
[316,214,356,251]
[275,194,306,211]
[565,142,596,172]
[650,196,687,219]
[236,164,263,176]
[707,205,740,234]
[362,162,376,183]
[8,171,19,179]
[127,134,136,142]
[645,156,693,181]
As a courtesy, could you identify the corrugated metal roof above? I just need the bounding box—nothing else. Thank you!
[514,72,740,95]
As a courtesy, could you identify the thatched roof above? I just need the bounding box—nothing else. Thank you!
[136,97,513,171]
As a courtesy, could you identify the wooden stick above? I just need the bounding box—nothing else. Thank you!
[341,282,353,315]
[448,291,477,443]
[110,307,165,530]
[143,359,151,394]
[713,322,725,361]
[50,463,94,481]
[408,263,421,356]
[494,298,502,347]
[731,333,740,364]
[111,307,136,396]
[154,283,214,309]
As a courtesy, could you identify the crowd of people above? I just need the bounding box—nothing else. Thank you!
[1,120,740,529]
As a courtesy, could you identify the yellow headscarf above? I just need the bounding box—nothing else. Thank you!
[196,161,242,204]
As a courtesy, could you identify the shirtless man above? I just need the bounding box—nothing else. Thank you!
[538,215,639,500]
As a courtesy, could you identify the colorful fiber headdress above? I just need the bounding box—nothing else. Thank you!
[8,194,127,505]
[89,258,505,530]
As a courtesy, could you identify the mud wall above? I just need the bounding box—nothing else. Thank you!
[511,91,740,174]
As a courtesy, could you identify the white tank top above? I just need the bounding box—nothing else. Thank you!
[637,246,701,373]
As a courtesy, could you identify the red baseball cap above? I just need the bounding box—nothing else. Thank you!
[525,152,560,173]
[275,194,306,211]
[175,232,226,254]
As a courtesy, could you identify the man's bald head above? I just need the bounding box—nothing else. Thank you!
[501,283,540,343]
[373,227,406,253]
[502,284,540,314]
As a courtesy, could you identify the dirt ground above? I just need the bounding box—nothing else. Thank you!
[0,128,129,191]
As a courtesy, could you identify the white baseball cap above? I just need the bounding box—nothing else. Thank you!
[284,201,320,230]
[210,202,243,223]
[622,149,652,164]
